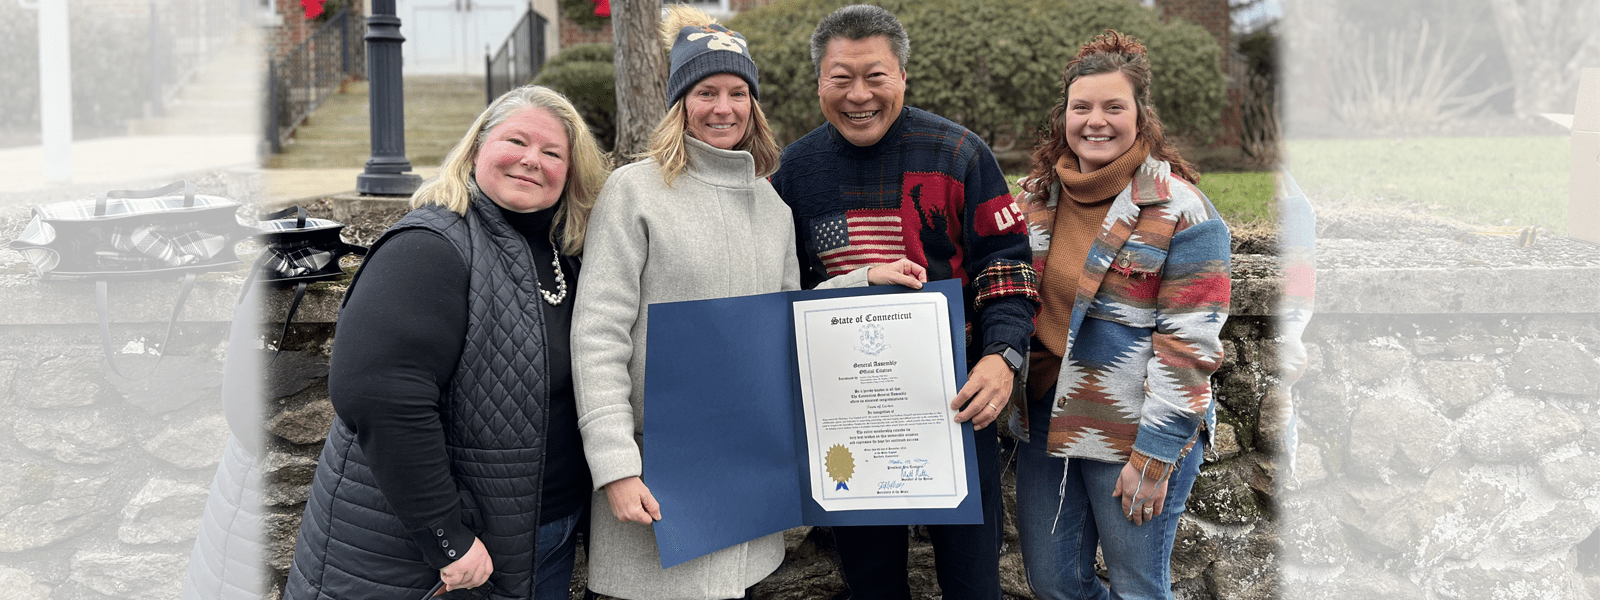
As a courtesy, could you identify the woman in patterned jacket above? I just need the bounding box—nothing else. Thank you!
[1011,30,1232,600]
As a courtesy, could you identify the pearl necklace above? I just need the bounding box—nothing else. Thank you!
[540,253,567,305]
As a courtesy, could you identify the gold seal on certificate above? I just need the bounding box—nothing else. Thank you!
[792,292,968,511]
[825,444,855,490]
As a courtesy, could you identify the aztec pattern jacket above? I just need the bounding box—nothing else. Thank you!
[773,106,1039,354]
[1014,157,1231,470]
[1274,172,1316,484]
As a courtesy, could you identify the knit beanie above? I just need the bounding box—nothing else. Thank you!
[666,22,760,106]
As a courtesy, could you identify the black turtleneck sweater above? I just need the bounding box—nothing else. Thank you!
[329,204,589,557]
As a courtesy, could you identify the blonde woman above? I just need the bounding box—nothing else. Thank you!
[570,5,793,599]
[285,85,610,600]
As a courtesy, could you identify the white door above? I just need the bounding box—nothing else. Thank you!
[402,0,523,75]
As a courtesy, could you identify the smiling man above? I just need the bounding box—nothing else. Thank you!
[769,5,1038,600]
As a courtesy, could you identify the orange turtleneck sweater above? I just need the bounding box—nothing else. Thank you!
[1028,139,1149,402]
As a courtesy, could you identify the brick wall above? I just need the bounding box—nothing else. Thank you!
[268,0,365,62]
[1155,0,1230,63]
[1156,0,1246,149]
[560,13,612,47]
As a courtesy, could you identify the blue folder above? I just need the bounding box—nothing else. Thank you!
[641,279,981,569]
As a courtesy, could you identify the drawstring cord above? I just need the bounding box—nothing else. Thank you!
[1048,452,1171,532]
[1049,457,1070,534]
[1124,460,1153,519]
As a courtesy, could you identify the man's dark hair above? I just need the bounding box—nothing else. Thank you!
[809,4,910,78]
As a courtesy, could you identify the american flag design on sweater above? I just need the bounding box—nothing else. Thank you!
[811,212,906,274]
[1018,157,1231,466]
[773,107,1039,357]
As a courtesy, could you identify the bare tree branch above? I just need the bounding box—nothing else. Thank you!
[1486,0,1599,115]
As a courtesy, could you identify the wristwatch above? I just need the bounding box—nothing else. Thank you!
[990,345,1024,374]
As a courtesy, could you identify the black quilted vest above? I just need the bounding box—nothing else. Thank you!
[285,199,551,600]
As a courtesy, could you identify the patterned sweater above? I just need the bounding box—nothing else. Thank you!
[772,107,1038,355]
[1016,157,1231,468]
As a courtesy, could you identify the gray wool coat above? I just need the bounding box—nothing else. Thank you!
[572,136,798,600]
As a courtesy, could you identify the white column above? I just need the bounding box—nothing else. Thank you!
[38,0,73,182]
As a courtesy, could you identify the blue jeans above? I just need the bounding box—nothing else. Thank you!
[833,423,1002,600]
[533,509,582,600]
[1016,391,1204,600]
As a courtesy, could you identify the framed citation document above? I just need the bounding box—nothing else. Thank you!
[640,279,982,568]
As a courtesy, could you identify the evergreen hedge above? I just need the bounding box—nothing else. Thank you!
[534,43,618,151]
[726,0,1226,149]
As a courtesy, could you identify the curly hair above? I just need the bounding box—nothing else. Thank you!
[1023,30,1198,196]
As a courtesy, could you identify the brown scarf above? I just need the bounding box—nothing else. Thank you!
[1029,139,1150,400]
[1054,137,1149,206]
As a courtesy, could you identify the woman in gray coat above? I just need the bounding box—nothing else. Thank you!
[570,6,793,599]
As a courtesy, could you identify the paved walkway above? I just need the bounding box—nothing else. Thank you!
[1,39,475,206]
[0,135,259,202]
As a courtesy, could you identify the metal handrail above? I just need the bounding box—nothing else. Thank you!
[485,3,548,105]
[145,0,248,120]
[266,8,366,154]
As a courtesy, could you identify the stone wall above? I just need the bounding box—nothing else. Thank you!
[1279,241,1600,598]
[251,295,1283,600]
[8,181,1596,599]
[0,303,234,600]
[0,170,262,600]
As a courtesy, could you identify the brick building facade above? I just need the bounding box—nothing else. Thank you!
[1156,0,1231,67]
[1157,0,1249,151]
[268,0,365,61]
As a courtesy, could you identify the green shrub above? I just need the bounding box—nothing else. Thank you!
[543,42,613,70]
[728,0,1225,148]
[535,44,617,151]
[1141,14,1226,142]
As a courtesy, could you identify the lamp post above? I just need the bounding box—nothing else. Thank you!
[356,0,421,195]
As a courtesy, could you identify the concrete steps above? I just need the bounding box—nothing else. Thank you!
[126,28,263,137]
[265,75,486,169]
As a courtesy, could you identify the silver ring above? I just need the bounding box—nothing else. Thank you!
[1142,507,1153,516]
[987,403,998,411]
